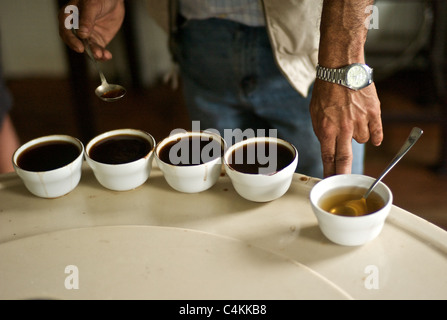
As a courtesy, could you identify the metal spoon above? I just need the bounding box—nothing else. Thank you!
[330,127,424,216]
[73,30,126,102]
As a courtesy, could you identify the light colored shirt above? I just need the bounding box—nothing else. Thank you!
[179,0,266,27]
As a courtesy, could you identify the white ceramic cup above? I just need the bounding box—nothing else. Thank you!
[224,137,298,202]
[155,130,225,193]
[310,174,393,246]
[85,129,156,191]
[12,134,84,198]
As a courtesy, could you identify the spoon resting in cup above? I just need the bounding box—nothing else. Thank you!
[329,127,423,216]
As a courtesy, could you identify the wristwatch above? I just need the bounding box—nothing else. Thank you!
[316,63,373,91]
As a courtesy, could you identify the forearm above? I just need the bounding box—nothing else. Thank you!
[318,0,374,68]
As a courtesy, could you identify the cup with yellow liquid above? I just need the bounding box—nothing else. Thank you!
[309,174,393,246]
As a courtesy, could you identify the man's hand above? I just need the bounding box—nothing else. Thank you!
[310,79,383,177]
[58,0,125,61]
[312,0,383,177]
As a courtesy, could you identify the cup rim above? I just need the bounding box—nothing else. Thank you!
[85,128,156,166]
[12,134,84,173]
[154,130,226,167]
[310,174,393,220]
[223,136,298,175]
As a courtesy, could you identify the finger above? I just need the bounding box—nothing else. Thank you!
[364,84,383,146]
[368,117,384,147]
[89,42,113,61]
[60,29,85,53]
[320,135,337,178]
[334,135,353,175]
[58,3,84,53]
[353,120,370,144]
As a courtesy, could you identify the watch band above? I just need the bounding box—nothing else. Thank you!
[316,63,373,91]
[315,64,346,85]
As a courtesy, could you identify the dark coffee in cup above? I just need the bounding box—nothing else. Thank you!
[17,140,81,172]
[158,136,223,166]
[89,134,153,165]
[228,141,295,174]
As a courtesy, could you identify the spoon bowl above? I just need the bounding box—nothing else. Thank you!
[329,127,423,216]
[329,197,367,216]
[95,82,126,102]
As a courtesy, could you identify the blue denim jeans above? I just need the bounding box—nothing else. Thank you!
[173,18,364,178]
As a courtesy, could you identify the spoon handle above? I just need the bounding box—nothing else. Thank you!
[81,39,108,85]
[363,127,423,199]
[71,29,108,84]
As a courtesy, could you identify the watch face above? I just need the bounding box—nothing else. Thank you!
[346,65,368,88]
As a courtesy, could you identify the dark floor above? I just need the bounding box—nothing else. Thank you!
[6,70,447,231]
